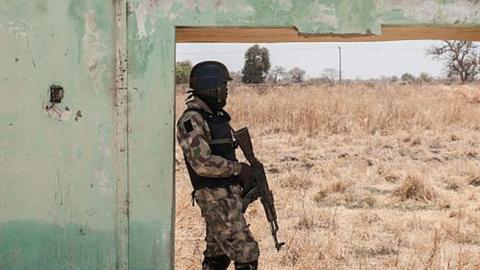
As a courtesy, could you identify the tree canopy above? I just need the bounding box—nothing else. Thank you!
[241,44,271,84]
[427,41,479,82]
[287,67,306,83]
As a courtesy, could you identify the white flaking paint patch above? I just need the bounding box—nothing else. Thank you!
[162,225,170,246]
[310,3,338,29]
[4,21,33,40]
[94,168,112,195]
[404,0,440,21]
[167,11,179,21]
[380,0,480,23]
[83,10,107,94]
[135,2,148,39]
[99,130,112,161]
[439,1,480,23]
[184,0,208,11]
[94,124,112,196]
[134,0,175,39]
[219,1,255,14]
[152,0,175,10]
[43,102,72,121]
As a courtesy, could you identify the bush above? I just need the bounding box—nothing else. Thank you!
[393,175,437,202]
[175,60,192,84]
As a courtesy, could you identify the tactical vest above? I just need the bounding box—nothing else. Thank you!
[184,108,239,190]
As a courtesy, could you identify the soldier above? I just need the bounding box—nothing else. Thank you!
[177,61,260,270]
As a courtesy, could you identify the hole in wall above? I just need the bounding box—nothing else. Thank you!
[49,84,64,103]
[44,83,73,121]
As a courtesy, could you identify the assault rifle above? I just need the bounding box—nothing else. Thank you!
[234,127,285,252]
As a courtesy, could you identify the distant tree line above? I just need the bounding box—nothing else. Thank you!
[175,41,479,86]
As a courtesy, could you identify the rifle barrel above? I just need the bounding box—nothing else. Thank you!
[234,127,285,251]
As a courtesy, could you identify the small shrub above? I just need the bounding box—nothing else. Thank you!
[410,137,422,146]
[445,182,461,191]
[280,243,301,266]
[327,180,351,193]
[469,176,480,187]
[450,134,460,141]
[281,173,312,189]
[295,216,314,230]
[313,190,327,202]
[345,194,377,209]
[385,175,400,183]
[393,175,437,202]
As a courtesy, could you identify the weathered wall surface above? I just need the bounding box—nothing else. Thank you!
[0,1,118,269]
[127,1,479,268]
[1,0,479,269]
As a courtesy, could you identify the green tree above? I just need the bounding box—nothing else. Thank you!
[320,68,338,84]
[418,72,433,83]
[268,66,286,85]
[241,44,271,83]
[390,75,399,83]
[175,60,192,84]
[287,67,306,83]
[401,73,416,83]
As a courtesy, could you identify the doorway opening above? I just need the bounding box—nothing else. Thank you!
[173,27,480,269]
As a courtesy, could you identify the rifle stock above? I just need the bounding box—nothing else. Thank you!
[233,128,256,163]
[234,127,285,251]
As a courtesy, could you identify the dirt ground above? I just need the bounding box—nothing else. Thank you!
[175,84,480,269]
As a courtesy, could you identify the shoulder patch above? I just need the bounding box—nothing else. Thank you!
[184,120,194,133]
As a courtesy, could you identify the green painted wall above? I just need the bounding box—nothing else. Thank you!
[0,1,117,269]
[1,0,479,269]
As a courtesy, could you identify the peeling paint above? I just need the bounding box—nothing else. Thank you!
[308,2,338,30]
[378,0,480,24]
[44,102,73,121]
[4,21,33,40]
[2,0,480,269]
[134,3,149,38]
[133,0,167,39]
[83,9,107,93]
[439,0,480,23]
[217,1,254,14]
[1,1,117,269]
[94,168,112,195]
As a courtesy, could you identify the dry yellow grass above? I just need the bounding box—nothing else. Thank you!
[175,83,480,269]
[392,174,438,203]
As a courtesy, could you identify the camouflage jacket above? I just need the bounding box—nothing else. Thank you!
[177,97,242,178]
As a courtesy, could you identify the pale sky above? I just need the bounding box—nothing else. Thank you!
[176,40,446,80]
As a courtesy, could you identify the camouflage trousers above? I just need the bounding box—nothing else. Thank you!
[194,184,260,264]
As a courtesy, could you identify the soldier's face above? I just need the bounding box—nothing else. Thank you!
[217,82,228,108]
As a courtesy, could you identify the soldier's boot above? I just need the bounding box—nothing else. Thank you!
[234,260,258,270]
[202,255,231,270]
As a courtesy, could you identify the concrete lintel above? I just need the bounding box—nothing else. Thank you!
[176,25,480,43]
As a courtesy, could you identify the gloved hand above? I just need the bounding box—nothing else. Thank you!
[238,162,253,186]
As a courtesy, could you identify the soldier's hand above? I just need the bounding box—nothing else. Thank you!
[239,162,253,186]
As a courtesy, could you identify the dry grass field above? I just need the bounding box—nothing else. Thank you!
[175,83,480,269]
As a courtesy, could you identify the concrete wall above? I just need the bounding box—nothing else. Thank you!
[0,1,118,269]
[1,1,479,269]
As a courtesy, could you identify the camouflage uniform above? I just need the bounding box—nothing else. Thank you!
[177,97,260,266]
[177,97,242,178]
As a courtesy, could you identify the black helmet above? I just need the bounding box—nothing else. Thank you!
[189,61,232,91]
